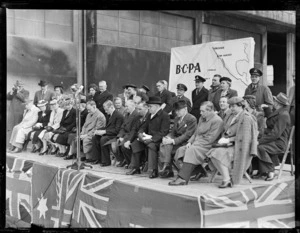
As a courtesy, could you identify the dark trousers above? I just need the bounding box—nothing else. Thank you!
[252,157,274,174]
[100,135,115,164]
[147,142,160,171]
[120,145,132,164]
[91,135,102,161]
[178,162,207,182]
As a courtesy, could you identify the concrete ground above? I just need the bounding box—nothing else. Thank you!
[6,150,295,198]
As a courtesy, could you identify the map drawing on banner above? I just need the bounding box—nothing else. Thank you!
[169,38,255,99]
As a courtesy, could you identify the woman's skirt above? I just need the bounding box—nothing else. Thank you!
[206,146,234,168]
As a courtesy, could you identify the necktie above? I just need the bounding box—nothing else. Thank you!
[252,84,257,90]
[196,89,199,95]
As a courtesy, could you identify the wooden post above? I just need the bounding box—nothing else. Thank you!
[261,29,268,86]
[286,33,295,95]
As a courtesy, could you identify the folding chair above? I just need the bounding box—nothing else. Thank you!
[277,125,295,179]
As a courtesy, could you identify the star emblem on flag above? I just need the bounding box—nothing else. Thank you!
[37,193,48,219]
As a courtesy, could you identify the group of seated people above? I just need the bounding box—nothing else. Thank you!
[8,75,293,189]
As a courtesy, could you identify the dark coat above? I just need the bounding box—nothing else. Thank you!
[129,91,149,102]
[7,88,30,129]
[208,85,221,102]
[33,90,55,108]
[212,88,238,112]
[80,108,89,128]
[103,110,124,137]
[117,110,139,142]
[155,90,173,113]
[190,87,209,121]
[29,110,51,144]
[170,95,192,118]
[93,90,114,114]
[138,109,170,144]
[55,108,77,145]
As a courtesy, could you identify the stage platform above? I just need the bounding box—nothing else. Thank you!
[6,151,295,228]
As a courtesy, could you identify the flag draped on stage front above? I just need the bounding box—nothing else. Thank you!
[169,37,255,99]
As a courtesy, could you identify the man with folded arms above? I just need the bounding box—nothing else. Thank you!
[136,96,170,178]
[159,100,197,178]
[169,101,223,186]
[115,100,139,167]
[91,100,124,166]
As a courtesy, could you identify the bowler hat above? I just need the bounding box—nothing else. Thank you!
[146,96,162,105]
[125,84,137,89]
[174,99,187,110]
[141,85,150,92]
[273,92,289,106]
[177,83,187,91]
[37,100,48,107]
[228,96,244,105]
[220,77,232,83]
[194,75,206,83]
[249,68,263,76]
[38,80,48,86]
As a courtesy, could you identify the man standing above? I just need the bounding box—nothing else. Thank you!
[159,100,197,178]
[155,80,173,114]
[8,99,40,153]
[169,101,223,185]
[91,100,124,166]
[139,85,153,98]
[118,85,130,106]
[208,74,221,102]
[94,80,114,114]
[126,84,149,102]
[244,68,273,117]
[115,100,139,167]
[190,75,209,122]
[33,80,55,108]
[137,96,170,178]
[170,84,192,119]
[7,80,30,129]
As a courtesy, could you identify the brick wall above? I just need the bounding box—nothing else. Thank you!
[94,10,194,52]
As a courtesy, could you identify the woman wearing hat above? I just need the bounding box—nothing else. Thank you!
[33,80,55,109]
[243,95,265,138]
[87,83,100,102]
[7,80,30,130]
[206,97,258,188]
[251,93,291,181]
[24,100,51,153]
[212,77,238,112]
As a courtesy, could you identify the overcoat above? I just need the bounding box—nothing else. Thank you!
[29,110,51,143]
[55,108,77,145]
[117,110,139,143]
[93,90,114,114]
[155,90,173,114]
[208,85,220,102]
[33,90,55,107]
[190,87,209,121]
[212,88,238,111]
[7,88,30,129]
[175,112,223,163]
[170,95,192,118]
[103,110,124,136]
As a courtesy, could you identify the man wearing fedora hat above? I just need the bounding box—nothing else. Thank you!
[159,100,197,178]
[170,83,192,119]
[244,68,273,117]
[251,92,291,181]
[8,99,40,153]
[190,75,209,122]
[34,80,55,109]
[7,80,30,131]
[136,96,170,178]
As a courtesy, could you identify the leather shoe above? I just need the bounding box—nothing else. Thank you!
[86,159,95,163]
[168,177,188,186]
[64,154,76,160]
[92,160,100,165]
[81,157,86,162]
[265,172,275,181]
[126,168,141,175]
[218,180,233,188]
[149,169,158,179]
[159,169,174,178]
[116,160,126,167]
[190,172,207,181]
[100,163,111,167]
[11,147,22,153]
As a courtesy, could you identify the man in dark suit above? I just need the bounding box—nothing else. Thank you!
[208,74,221,102]
[212,77,238,112]
[33,80,55,110]
[126,102,150,175]
[94,80,114,114]
[159,100,197,178]
[115,100,139,167]
[139,85,153,98]
[190,75,209,122]
[137,96,170,178]
[126,84,149,102]
[170,83,192,119]
[91,100,124,166]
[155,80,173,114]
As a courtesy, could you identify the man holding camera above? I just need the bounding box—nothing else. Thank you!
[7,80,30,129]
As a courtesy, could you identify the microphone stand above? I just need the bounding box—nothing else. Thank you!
[67,90,92,170]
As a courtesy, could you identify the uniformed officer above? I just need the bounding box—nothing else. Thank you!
[170,83,192,119]
[244,68,273,117]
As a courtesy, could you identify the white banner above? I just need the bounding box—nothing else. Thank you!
[169,38,255,100]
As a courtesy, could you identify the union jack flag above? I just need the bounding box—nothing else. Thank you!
[199,181,295,228]
[6,155,33,224]
[71,174,113,228]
